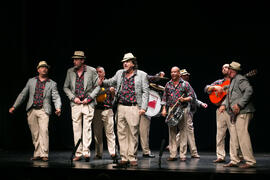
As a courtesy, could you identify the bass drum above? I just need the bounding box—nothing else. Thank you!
[145,90,162,117]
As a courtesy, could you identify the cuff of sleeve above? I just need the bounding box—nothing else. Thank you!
[87,96,93,103]
[237,103,242,109]
[71,97,75,102]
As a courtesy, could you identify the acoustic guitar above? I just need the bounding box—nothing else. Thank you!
[209,69,257,105]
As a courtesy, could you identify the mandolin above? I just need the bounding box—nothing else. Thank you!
[96,87,107,103]
[209,69,257,106]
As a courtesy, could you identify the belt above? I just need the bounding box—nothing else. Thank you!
[32,106,43,110]
[119,102,137,106]
[96,106,111,110]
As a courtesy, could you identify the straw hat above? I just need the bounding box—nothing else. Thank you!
[229,61,241,71]
[121,52,136,62]
[180,69,190,76]
[72,51,86,59]
[37,61,50,69]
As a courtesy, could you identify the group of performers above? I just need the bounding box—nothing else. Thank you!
[9,51,256,169]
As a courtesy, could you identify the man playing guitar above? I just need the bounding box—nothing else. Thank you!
[205,64,241,163]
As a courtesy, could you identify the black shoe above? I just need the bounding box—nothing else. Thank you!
[94,155,102,160]
[213,158,226,163]
[84,155,90,162]
[143,154,155,158]
[167,157,177,161]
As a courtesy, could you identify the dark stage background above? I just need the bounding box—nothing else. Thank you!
[0,1,269,153]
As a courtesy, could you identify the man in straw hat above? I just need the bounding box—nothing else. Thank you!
[204,63,242,164]
[220,61,256,168]
[174,69,208,159]
[9,61,62,162]
[63,50,100,162]
[98,52,149,166]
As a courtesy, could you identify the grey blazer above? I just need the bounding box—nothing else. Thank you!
[222,74,255,114]
[63,65,100,107]
[102,69,149,110]
[12,77,62,115]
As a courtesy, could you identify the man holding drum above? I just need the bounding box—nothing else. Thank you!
[161,66,195,161]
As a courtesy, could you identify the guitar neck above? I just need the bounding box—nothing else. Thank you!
[244,69,257,77]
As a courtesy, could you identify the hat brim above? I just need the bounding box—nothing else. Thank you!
[37,65,50,69]
[121,57,136,62]
[229,66,241,71]
[72,56,86,59]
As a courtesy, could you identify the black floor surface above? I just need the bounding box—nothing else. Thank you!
[0,150,269,180]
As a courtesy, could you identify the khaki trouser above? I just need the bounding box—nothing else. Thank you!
[233,113,256,166]
[216,109,229,159]
[139,115,151,155]
[72,104,94,157]
[93,109,116,157]
[168,107,188,159]
[117,104,140,162]
[27,108,49,158]
[175,110,199,156]
[216,109,241,163]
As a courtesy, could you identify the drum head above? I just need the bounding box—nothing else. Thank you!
[145,90,161,117]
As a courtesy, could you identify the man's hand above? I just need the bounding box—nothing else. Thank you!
[109,87,115,94]
[161,107,167,117]
[178,96,191,103]
[214,86,224,93]
[74,97,82,104]
[201,103,208,109]
[9,107,15,114]
[82,98,89,105]
[98,77,104,86]
[109,87,115,98]
[139,109,146,116]
[232,104,240,115]
[55,109,61,116]
[218,105,226,113]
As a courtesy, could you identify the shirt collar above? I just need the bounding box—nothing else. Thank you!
[35,76,50,82]
[74,65,86,73]
[169,77,183,84]
[124,69,137,75]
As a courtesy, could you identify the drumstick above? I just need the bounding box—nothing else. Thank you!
[171,94,184,110]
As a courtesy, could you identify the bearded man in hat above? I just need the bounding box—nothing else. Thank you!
[63,51,100,161]
[9,61,62,162]
[204,64,242,164]
[220,61,256,168]
[98,52,149,166]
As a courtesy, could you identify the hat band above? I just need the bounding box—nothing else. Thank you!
[37,65,49,69]
[72,55,85,59]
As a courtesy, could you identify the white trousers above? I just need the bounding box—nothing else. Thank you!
[93,109,116,157]
[71,104,94,157]
[27,108,49,158]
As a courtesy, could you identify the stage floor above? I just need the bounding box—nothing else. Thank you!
[0,150,269,179]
